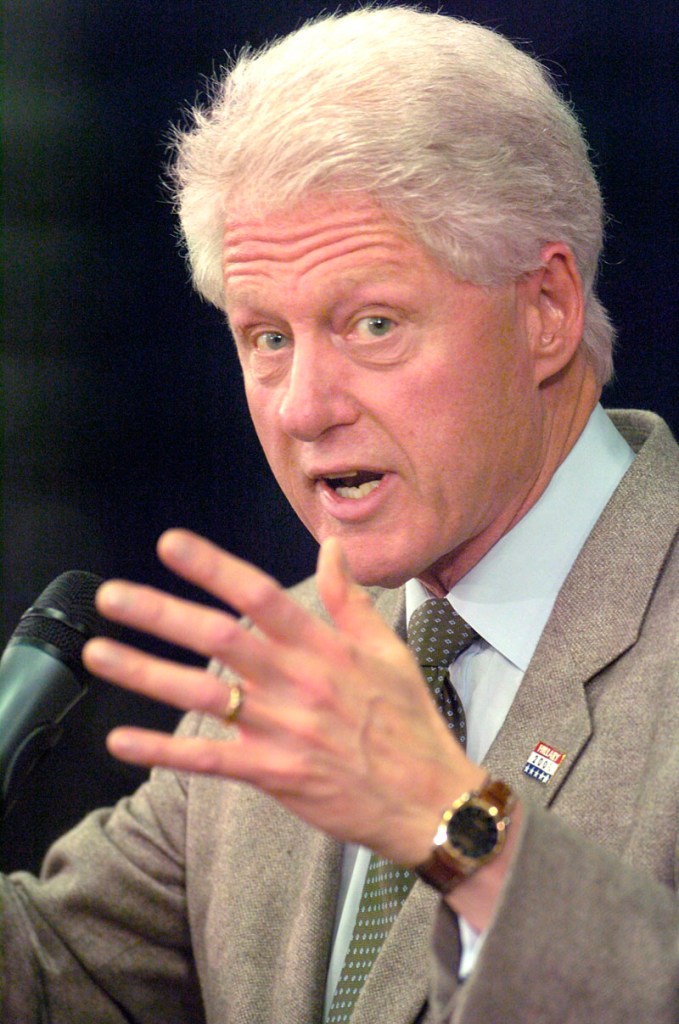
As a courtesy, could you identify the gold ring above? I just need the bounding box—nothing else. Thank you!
[223,683,244,723]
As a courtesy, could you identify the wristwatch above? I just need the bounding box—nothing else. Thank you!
[415,777,515,894]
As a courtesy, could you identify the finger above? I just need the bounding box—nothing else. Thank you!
[94,581,249,662]
[85,635,330,738]
[94,577,348,700]
[83,637,239,718]
[157,529,334,649]
[107,728,245,775]
[317,537,413,663]
[105,726,313,797]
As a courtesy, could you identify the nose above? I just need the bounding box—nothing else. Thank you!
[278,336,359,441]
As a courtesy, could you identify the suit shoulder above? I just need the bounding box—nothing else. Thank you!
[286,574,405,629]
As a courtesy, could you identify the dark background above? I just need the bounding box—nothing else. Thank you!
[2,1,677,872]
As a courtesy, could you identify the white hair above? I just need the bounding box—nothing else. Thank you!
[171,6,614,383]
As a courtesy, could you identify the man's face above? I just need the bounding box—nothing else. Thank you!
[223,195,546,591]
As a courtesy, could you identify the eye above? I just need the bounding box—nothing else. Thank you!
[355,316,395,339]
[253,331,290,352]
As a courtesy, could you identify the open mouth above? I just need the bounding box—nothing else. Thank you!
[322,470,384,499]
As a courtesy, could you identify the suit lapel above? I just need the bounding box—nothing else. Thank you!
[348,587,449,1022]
[317,412,678,1020]
[484,411,679,807]
[270,824,343,1023]
[311,588,432,1022]
[350,881,442,1024]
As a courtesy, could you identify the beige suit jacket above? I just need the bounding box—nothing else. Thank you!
[3,409,678,1023]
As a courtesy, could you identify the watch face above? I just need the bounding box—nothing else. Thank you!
[447,805,498,859]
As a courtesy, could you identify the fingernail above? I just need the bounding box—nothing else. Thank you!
[159,528,192,562]
[107,729,139,758]
[85,638,119,669]
[97,582,130,613]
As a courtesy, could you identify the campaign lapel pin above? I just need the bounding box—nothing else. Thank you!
[523,741,566,784]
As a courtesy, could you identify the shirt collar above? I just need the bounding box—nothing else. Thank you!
[406,405,635,671]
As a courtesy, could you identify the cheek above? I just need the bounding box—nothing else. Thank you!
[243,386,288,474]
[244,387,312,520]
[409,347,535,498]
[244,381,275,441]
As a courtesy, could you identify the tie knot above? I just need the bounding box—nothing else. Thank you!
[408,598,477,667]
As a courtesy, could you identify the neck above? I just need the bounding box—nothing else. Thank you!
[419,360,601,595]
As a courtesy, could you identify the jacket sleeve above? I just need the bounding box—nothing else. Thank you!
[0,714,206,1024]
[429,803,679,1024]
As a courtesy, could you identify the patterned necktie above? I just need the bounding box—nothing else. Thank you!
[407,597,478,747]
[326,598,477,1022]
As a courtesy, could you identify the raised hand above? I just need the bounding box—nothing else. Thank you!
[83,529,484,865]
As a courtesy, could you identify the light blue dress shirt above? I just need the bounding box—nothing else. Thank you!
[324,405,635,1014]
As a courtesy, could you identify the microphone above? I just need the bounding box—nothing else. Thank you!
[0,571,114,816]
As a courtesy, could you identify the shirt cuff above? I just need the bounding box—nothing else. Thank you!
[458,916,487,979]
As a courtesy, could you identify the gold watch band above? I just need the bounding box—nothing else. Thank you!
[415,777,515,894]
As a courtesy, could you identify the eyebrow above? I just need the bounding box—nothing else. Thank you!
[225,259,416,306]
[225,277,417,337]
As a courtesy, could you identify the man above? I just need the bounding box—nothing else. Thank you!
[3,7,678,1022]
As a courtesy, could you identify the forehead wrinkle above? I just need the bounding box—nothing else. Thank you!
[223,197,390,250]
[223,230,408,279]
[223,243,419,326]
[222,199,419,290]
[224,257,423,328]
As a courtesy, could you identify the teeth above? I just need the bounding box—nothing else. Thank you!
[320,469,384,499]
[335,479,381,499]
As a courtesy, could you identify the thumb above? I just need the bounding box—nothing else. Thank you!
[316,538,395,649]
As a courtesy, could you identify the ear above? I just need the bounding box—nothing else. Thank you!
[521,243,585,385]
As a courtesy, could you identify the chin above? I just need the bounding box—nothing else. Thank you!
[342,546,417,591]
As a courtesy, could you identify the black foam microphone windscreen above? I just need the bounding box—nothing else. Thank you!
[0,571,113,816]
